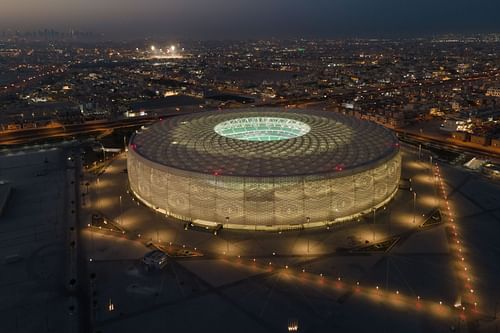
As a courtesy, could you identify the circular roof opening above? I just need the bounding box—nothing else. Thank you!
[214,117,311,142]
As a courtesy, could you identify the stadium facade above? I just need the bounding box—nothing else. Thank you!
[127,108,401,231]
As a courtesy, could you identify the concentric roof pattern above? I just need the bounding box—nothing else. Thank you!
[130,108,399,177]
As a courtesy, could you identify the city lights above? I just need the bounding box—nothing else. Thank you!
[2,19,498,333]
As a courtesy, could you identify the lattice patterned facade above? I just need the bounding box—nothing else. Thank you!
[128,148,401,230]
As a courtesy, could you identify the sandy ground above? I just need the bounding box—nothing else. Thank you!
[0,146,75,333]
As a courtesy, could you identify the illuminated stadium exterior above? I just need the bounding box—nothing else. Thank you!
[127,108,401,231]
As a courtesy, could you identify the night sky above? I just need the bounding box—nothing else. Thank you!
[2,0,500,39]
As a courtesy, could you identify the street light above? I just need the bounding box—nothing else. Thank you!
[119,195,123,226]
[108,299,115,312]
[306,217,310,254]
[288,319,299,332]
[225,217,230,253]
[413,191,417,224]
[372,207,376,241]
[96,177,100,210]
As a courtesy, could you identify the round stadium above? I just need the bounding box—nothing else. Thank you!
[127,108,401,231]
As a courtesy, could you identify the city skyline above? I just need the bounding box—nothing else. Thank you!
[2,0,500,39]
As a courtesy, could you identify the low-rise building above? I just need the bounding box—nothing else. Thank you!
[485,86,500,98]
[470,134,490,146]
[491,137,500,149]
[451,131,470,142]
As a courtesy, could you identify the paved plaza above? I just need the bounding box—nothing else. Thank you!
[80,146,479,332]
[2,142,499,332]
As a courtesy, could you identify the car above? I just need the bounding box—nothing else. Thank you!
[142,250,168,270]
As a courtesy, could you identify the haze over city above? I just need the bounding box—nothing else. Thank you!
[2,0,500,38]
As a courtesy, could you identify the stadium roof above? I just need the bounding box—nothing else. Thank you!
[130,108,399,177]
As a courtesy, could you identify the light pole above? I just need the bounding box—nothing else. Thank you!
[119,195,123,226]
[306,217,310,254]
[225,217,229,254]
[96,177,100,210]
[108,298,115,312]
[372,207,376,241]
[413,191,417,224]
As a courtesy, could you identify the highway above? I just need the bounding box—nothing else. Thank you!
[0,118,160,146]
[396,130,500,160]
